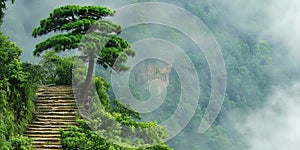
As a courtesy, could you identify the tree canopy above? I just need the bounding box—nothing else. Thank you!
[0,0,14,24]
[32,5,135,102]
[32,4,134,67]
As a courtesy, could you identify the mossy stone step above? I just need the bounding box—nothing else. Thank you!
[25,130,61,134]
[36,111,78,116]
[36,105,78,110]
[36,96,75,100]
[36,109,78,113]
[30,121,77,126]
[26,134,61,138]
[35,114,75,118]
[28,124,70,128]
[25,85,79,149]
[33,144,62,149]
[32,140,60,145]
[35,102,77,106]
[35,118,76,122]
[26,127,69,131]
[31,137,60,141]
[34,99,76,103]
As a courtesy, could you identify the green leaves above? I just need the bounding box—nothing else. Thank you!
[9,135,33,150]
[32,5,134,72]
[0,32,36,149]
[0,32,26,88]
[60,75,172,149]
[0,0,15,25]
[34,33,82,56]
[60,19,96,32]
[51,5,115,20]
[39,50,75,85]
[97,35,135,72]
[32,5,115,37]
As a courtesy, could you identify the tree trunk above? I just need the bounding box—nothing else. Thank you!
[81,56,95,104]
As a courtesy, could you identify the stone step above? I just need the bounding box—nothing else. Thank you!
[34,99,76,103]
[26,134,61,138]
[37,90,74,94]
[36,91,75,95]
[32,144,62,149]
[32,140,60,145]
[36,105,77,110]
[36,90,79,94]
[35,109,77,113]
[37,90,76,93]
[36,96,76,100]
[38,86,73,89]
[36,103,77,106]
[36,111,77,116]
[30,121,77,126]
[36,109,78,113]
[35,110,77,113]
[26,127,68,131]
[32,137,60,141]
[33,148,62,150]
[25,130,61,134]
[35,103,77,106]
[35,109,78,112]
[35,108,77,112]
[28,124,70,128]
[34,118,76,122]
[36,93,74,96]
[35,115,75,120]
[39,86,77,89]
[36,95,75,99]
[35,118,76,123]
[25,85,78,149]
[35,110,77,114]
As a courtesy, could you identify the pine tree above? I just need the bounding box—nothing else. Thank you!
[32,5,135,103]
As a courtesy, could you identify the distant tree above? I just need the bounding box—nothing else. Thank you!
[0,0,14,24]
[40,50,74,85]
[32,5,135,103]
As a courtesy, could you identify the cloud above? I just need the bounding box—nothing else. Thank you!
[264,0,300,66]
[236,82,300,150]
[234,0,300,149]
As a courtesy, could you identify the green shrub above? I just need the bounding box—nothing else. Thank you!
[9,135,33,150]
[60,76,172,150]
[0,32,36,150]
[41,50,74,85]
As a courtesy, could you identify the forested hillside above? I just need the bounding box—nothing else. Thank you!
[0,1,39,149]
[95,1,273,149]
[1,0,300,150]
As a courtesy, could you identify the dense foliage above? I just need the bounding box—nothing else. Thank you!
[60,74,172,149]
[0,0,14,24]
[40,50,73,85]
[32,5,135,103]
[9,135,33,150]
[0,1,277,150]
[112,1,273,149]
[61,119,172,150]
[0,32,35,149]
[27,5,172,149]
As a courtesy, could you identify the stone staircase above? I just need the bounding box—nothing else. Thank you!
[25,85,78,150]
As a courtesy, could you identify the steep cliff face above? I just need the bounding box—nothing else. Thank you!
[133,60,172,95]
